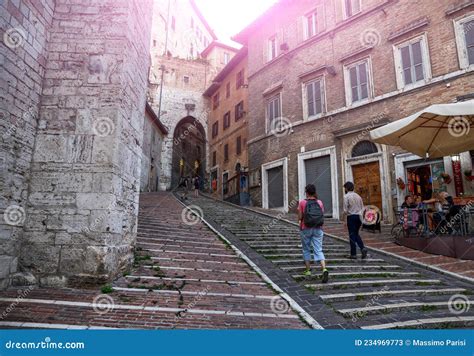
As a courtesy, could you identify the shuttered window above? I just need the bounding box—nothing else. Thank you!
[224,144,229,162]
[212,122,218,138]
[236,136,242,155]
[223,111,231,129]
[400,40,424,85]
[306,79,324,117]
[464,20,474,65]
[306,11,317,38]
[348,61,369,103]
[267,95,281,130]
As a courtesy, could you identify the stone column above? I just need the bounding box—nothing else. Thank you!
[21,0,153,287]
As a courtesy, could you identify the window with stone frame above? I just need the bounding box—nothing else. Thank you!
[236,136,242,155]
[305,10,318,39]
[235,101,244,121]
[454,15,474,69]
[305,78,325,118]
[212,121,219,138]
[268,35,277,62]
[223,111,231,129]
[212,151,217,167]
[223,52,230,64]
[226,82,231,98]
[344,0,361,19]
[224,144,229,162]
[345,59,371,104]
[266,94,281,131]
[213,92,220,110]
[236,69,245,89]
[393,35,431,89]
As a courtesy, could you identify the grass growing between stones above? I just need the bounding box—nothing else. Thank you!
[101,284,114,294]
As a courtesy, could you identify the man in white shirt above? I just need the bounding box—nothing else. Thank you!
[343,181,368,259]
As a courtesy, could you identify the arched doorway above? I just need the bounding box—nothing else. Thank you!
[171,116,206,188]
[348,140,383,216]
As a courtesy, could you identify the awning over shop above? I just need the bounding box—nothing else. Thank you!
[369,100,474,158]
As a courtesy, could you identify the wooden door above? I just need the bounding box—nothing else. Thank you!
[352,161,382,216]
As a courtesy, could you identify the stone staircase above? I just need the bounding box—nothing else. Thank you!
[185,194,474,329]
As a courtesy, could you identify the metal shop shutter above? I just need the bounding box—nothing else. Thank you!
[267,166,284,209]
[304,155,332,216]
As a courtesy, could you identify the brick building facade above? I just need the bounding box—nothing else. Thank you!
[234,0,474,221]
[204,48,249,204]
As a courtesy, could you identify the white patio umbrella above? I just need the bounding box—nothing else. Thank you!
[370,100,474,158]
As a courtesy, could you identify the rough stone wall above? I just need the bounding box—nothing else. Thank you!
[0,0,55,289]
[141,113,164,192]
[1,0,153,289]
[245,0,474,216]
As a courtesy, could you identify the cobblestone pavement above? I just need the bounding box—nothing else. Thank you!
[0,193,309,330]
[249,207,474,281]
[182,194,474,329]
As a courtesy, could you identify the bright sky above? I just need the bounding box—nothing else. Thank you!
[195,0,277,45]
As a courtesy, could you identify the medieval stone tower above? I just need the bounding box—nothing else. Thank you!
[0,0,154,288]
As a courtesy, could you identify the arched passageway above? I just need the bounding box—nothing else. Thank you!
[171,116,206,188]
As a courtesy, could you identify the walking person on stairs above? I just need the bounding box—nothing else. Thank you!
[343,181,368,260]
[297,184,329,283]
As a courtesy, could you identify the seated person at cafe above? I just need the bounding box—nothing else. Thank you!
[423,192,453,233]
[401,195,417,209]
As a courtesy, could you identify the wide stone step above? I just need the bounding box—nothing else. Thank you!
[305,278,443,290]
[282,265,401,271]
[361,316,474,329]
[338,300,474,317]
[319,288,467,302]
[294,271,419,280]
[273,258,386,265]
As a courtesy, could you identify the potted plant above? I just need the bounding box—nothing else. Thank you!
[464,170,474,182]
[396,177,405,190]
[441,172,452,184]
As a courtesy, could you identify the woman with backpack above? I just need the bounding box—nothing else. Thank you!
[297,184,329,283]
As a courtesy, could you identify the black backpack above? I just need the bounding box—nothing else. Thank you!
[304,199,324,227]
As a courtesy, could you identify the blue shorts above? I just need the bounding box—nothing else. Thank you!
[300,228,325,262]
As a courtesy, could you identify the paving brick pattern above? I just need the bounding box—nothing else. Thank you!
[0,193,308,330]
[185,195,474,329]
